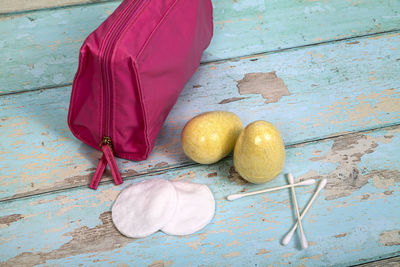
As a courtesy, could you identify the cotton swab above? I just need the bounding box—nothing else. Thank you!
[226,179,316,201]
[287,173,308,249]
[282,178,327,247]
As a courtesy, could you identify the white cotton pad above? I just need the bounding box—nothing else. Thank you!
[161,181,215,236]
[112,178,178,238]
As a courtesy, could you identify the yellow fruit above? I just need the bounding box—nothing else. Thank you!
[181,111,243,164]
[234,120,285,183]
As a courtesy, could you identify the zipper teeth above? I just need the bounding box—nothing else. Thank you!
[101,3,131,137]
[99,9,126,137]
[102,4,133,135]
[100,0,144,140]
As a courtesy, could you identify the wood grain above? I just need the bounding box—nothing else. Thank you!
[1,0,400,94]
[1,126,399,266]
[1,33,399,201]
[1,0,399,265]
[355,256,400,267]
[0,0,115,15]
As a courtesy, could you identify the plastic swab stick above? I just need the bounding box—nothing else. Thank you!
[226,179,315,201]
[287,173,308,249]
[282,178,327,246]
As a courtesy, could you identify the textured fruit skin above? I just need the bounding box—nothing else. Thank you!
[234,120,285,183]
[181,111,243,164]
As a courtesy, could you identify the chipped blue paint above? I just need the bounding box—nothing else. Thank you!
[1,0,400,93]
[0,127,399,266]
[1,0,399,265]
[0,33,399,200]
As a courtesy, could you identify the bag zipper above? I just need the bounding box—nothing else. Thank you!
[90,0,146,190]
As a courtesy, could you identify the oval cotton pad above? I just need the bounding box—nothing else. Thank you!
[161,181,215,236]
[112,178,178,238]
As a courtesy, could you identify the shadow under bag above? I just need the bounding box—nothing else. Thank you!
[68,0,213,189]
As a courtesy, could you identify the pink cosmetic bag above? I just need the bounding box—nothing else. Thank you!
[68,0,213,189]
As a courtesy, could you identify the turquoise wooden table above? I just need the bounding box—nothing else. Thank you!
[1,0,399,266]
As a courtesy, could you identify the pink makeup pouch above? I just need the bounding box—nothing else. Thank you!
[68,0,213,189]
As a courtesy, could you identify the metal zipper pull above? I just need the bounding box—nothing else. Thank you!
[101,137,123,186]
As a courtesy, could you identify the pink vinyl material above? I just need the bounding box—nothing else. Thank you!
[68,0,213,188]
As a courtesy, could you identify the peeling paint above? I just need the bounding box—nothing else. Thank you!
[29,195,71,206]
[218,97,247,104]
[1,33,400,203]
[371,170,399,189]
[223,251,240,258]
[4,212,131,266]
[154,162,168,168]
[148,260,173,267]
[368,33,400,40]
[256,249,271,255]
[94,188,119,206]
[301,254,323,261]
[379,230,400,246]
[185,233,207,250]
[207,172,218,178]
[324,89,400,126]
[226,239,240,247]
[334,233,347,238]
[298,169,320,181]
[309,133,400,200]
[171,171,196,182]
[237,72,290,103]
[0,214,24,227]
[361,194,370,200]
[227,166,248,185]
[56,204,83,216]
[44,221,71,234]
[122,169,140,177]
[384,190,394,195]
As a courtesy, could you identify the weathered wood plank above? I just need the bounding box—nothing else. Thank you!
[0,0,115,15]
[1,0,400,94]
[354,256,400,267]
[1,33,399,201]
[1,126,399,266]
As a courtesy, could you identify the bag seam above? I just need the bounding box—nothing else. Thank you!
[97,2,134,140]
[110,0,151,150]
[132,59,151,158]
[136,0,181,60]
[68,46,97,148]
[129,0,181,159]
